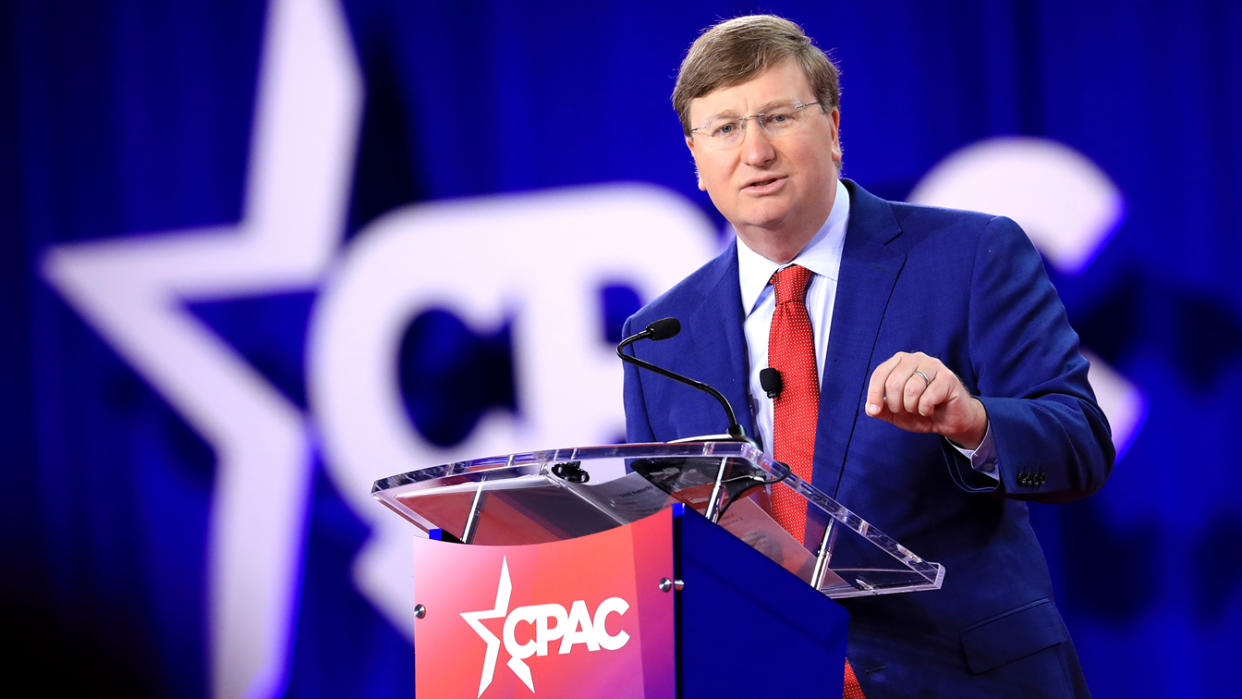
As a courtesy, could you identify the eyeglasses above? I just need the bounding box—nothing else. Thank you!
[690,101,824,149]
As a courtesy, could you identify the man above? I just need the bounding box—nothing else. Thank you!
[621,15,1114,698]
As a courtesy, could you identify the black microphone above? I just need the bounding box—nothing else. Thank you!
[617,317,748,441]
[759,368,783,399]
[644,317,681,341]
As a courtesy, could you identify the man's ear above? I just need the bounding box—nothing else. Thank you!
[828,108,843,163]
[686,136,706,191]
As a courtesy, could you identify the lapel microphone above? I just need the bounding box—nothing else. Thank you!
[616,317,748,441]
[759,368,783,399]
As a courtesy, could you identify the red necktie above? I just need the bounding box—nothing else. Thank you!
[767,264,866,699]
[767,264,818,538]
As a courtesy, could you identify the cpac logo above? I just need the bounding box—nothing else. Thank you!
[461,559,631,697]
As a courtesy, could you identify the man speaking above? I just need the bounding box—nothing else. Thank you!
[621,15,1114,698]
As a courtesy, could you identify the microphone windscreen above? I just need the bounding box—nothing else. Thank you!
[646,317,681,341]
[759,367,783,397]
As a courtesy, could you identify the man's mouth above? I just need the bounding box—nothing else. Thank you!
[744,175,785,191]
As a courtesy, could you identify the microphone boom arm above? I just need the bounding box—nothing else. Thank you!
[617,331,747,441]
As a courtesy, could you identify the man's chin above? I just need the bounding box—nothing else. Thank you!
[738,209,792,234]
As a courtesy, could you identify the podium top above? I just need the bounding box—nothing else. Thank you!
[372,441,943,598]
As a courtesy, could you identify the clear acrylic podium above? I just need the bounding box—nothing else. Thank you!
[374,440,943,598]
[372,441,944,697]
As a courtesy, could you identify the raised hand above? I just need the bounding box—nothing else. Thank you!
[865,351,988,449]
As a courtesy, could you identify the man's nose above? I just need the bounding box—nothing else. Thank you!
[740,120,776,166]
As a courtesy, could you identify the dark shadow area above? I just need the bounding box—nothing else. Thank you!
[599,282,643,345]
[1057,499,1159,621]
[1192,512,1242,623]
[398,308,516,448]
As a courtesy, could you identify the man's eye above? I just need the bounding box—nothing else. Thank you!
[713,122,737,137]
[767,112,794,125]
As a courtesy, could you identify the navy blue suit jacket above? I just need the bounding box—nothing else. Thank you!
[622,180,1113,697]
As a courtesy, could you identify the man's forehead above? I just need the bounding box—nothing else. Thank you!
[687,60,812,120]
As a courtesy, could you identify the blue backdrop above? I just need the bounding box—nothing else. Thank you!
[5,1,1241,697]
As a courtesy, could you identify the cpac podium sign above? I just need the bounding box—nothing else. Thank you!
[412,510,676,698]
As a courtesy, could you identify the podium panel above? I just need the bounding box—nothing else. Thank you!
[412,508,676,698]
[409,505,848,698]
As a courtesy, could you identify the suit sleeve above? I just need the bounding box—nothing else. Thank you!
[943,215,1115,503]
[621,315,657,443]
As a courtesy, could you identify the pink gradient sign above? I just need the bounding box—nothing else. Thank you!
[412,509,677,698]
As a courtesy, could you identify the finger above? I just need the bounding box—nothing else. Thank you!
[917,369,955,417]
[903,368,931,414]
[884,355,919,413]
[865,353,903,415]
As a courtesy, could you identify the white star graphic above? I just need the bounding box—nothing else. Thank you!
[39,2,720,694]
[41,0,361,696]
[459,558,537,697]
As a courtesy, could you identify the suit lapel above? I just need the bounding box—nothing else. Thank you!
[813,181,907,497]
[681,242,757,439]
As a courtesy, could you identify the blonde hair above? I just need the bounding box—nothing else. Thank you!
[673,15,841,136]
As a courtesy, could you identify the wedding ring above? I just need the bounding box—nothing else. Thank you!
[912,370,932,384]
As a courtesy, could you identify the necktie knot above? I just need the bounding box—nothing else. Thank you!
[771,264,814,305]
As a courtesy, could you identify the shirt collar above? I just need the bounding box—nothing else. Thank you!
[737,178,850,317]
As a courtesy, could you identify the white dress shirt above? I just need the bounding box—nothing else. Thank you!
[738,179,997,477]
